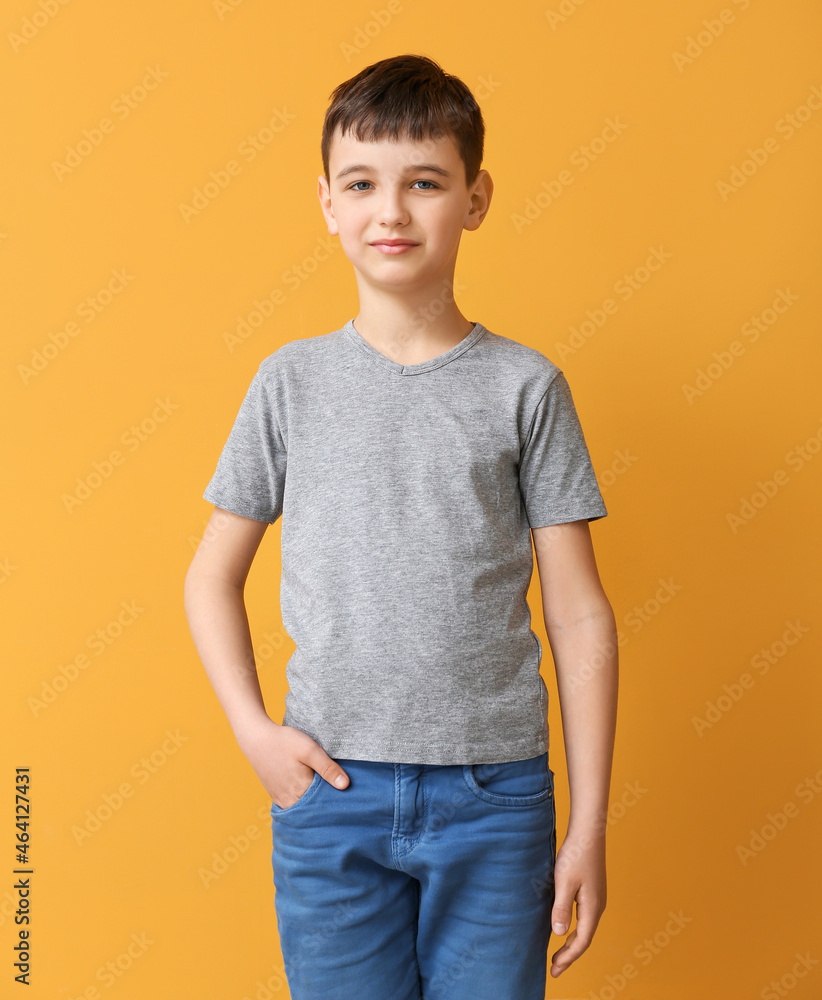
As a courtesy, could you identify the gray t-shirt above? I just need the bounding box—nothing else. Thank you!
[203,317,607,765]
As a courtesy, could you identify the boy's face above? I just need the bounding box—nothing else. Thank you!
[318,126,491,299]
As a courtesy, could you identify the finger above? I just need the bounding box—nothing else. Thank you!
[549,926,579,977]
[564,910,596,958]
[551,883,577,936]
[315,757,349,789]
[550,900,598,973]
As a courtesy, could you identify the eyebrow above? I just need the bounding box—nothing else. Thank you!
[335,163,452,181]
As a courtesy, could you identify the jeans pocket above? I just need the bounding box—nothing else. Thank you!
[463,752,554,808]
[270,768,322,817]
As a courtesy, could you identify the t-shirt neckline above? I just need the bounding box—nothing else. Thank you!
[342,318,486,376]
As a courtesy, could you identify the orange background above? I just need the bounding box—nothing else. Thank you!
[3,2,821,998]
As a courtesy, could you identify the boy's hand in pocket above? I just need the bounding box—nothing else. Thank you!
[238,718,349,808]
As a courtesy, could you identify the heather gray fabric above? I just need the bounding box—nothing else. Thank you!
[203,318,607,765]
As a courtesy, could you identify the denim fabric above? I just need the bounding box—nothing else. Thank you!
[270,752,557,999]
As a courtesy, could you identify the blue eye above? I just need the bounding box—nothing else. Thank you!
[348,180,439,191]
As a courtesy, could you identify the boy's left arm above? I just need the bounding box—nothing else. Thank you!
[532,519,619,979]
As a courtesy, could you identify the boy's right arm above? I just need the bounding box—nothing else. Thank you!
[183,506,349,807]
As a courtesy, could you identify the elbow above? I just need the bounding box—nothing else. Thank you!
[544,598,616,638]
[184,560,216,616]
[184,560,242,610]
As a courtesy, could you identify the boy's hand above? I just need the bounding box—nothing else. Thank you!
[237,718,350,808]
[549,828,607,978]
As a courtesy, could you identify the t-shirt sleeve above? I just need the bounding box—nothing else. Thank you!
[202,364,286,523]
[518,370,608,528]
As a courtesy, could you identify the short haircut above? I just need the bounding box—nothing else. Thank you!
[321,53,485,188]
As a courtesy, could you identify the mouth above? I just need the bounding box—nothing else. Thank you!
[370,240,420,255]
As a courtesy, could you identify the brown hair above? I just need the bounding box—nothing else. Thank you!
[321,54,485,188]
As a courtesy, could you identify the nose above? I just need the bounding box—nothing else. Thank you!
[374,188,411,228]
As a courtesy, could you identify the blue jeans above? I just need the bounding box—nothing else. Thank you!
[269,752,557,999]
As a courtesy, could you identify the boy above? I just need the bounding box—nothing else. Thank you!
[185,53,618,1000]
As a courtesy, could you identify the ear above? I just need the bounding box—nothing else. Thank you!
[317,174,339,236]
[464,169,493,231]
